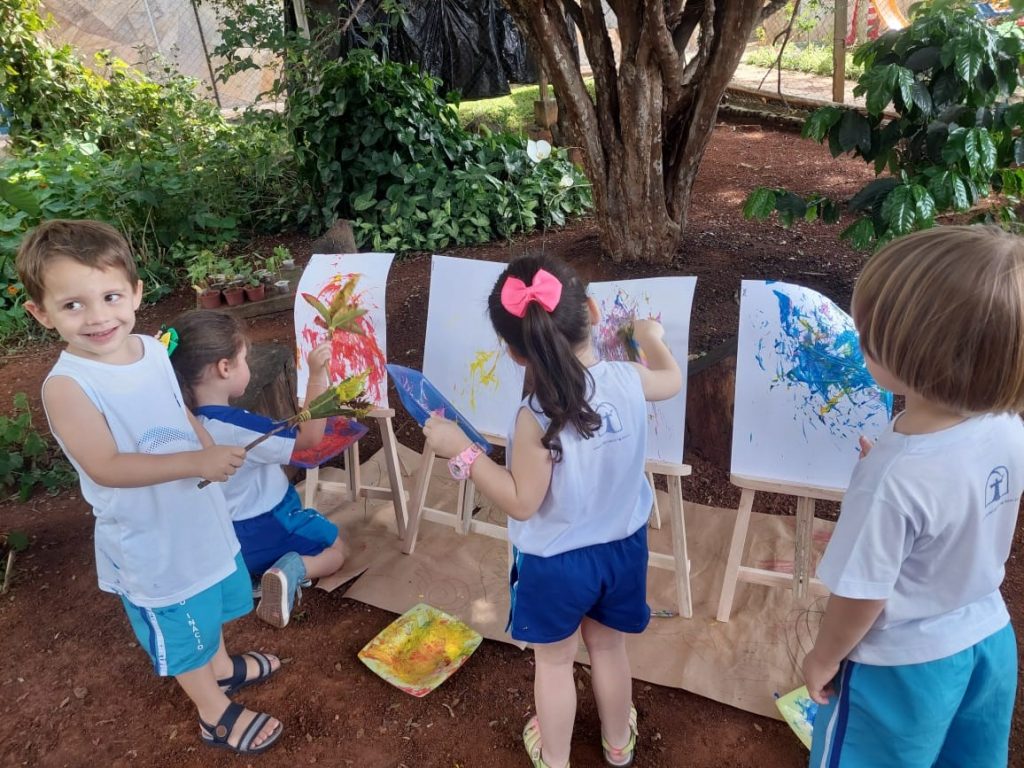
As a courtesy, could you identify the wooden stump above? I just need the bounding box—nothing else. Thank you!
[685,338,736,472]
[234,343,297,421]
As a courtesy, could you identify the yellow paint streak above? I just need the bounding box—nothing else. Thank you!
[467,349,500,411]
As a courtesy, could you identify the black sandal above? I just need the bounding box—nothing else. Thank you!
[200,701,282,754]
[216,651,279,694]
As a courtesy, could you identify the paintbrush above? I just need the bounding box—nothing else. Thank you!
[197,372,372,488]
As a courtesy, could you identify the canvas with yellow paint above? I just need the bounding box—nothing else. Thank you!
[423,255,524,437]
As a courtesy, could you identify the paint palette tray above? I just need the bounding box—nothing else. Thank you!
[775,685,817,750]
[358,603,483,697]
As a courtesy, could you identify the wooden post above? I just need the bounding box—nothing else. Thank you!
[833,0,848,103]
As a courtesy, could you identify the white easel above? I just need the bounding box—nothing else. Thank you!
[302,408,409,539]
[715,474,841,622]
[400,445,694,619]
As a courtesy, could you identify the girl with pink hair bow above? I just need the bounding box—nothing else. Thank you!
[424,254,682,768]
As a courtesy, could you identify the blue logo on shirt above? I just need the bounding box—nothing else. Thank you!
[594,402,623,436]
[986,466,1010,507]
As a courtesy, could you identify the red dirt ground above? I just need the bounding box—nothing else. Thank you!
[2,120,1022,768]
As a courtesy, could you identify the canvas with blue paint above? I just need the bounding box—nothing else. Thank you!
[386,364,492,453]
[732,280,893,491]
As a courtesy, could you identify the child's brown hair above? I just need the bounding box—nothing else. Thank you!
[852,225,1024,414]
[169,310,248,409]
[15,219,138,303]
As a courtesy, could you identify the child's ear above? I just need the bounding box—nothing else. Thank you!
[586,296,600,326]
[216,357,232,378]
[132,280,144,310]
[23,300,55,329]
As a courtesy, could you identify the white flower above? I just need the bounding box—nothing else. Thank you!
[559,174,574,188]
[526,139,552,163]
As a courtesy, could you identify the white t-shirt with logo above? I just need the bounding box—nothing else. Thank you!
[43,335,240,607]
[506,361,652,557]
[818,413,1024,665]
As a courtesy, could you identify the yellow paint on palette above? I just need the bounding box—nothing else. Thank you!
[358,604,483,697]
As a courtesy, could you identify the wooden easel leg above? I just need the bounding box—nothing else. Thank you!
[457,478,476,535]
[646,471,662,530]
[716,488,756,623]
[666,475,692,618]
[378,416,408,540]
[345,441,361,503]
[304,465,320,508]
[401,448,435,555]
[793,496,815,601]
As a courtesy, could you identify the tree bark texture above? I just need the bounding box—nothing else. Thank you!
[501,1,775,263]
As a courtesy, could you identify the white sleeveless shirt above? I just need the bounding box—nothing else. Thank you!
[506,361,652,557]
[44,335,239,607]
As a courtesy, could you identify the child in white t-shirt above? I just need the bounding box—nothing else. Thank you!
[804,225,1024,768]
[423,254,682,768]
[17,220,282,756]
[170,309,346,629]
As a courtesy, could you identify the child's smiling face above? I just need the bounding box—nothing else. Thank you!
[25,257,143,364]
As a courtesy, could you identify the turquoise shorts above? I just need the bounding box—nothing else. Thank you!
[121,553,253,676]
[810,622,1017,768]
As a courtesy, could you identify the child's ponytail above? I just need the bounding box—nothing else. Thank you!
[488,255,601,460]
[169,310,247,409]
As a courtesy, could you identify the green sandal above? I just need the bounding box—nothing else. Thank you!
[601,704,638,767]
[200,701,282,755]
[523,716,570,768]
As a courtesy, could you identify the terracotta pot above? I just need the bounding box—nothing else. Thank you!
[244,284,266,302]
[223,287,245,306]
[197,290,222,309]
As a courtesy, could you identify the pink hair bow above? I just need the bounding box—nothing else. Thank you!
[500,269,563,318]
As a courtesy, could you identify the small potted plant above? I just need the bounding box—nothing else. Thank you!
[186,251,222,309]
[244,270,266,302]
[223,268,245,306]
[274,245,295,272]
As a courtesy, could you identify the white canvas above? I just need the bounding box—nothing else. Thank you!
[589,277,697,464]
[422,255,525,438]
[731,280,893,492]
[294,253,394,408]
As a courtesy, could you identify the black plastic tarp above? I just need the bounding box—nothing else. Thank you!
[332,0,540,98]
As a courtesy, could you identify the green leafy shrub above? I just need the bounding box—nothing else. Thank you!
[0,0,298,344]
[744,2,1024,249]
[287,50,591,251]
[0,393,76,501]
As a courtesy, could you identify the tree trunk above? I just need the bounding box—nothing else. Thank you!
[502,0,777,264]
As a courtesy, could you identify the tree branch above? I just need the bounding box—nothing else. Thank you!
[646,1,683,106]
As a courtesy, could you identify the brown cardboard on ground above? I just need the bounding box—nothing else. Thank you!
[312,446,829,720]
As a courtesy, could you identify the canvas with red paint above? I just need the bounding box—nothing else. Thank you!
[294,253,395,408]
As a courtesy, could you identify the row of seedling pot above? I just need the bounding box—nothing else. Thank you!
[187,246,297,309]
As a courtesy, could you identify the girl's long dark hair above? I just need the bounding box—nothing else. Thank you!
[168,310,247,408]
[488,255,601,460]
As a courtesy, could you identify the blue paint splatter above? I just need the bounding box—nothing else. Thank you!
[769,289,893,440]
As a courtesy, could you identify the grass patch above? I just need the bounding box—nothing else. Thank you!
[744,43,864,80]
[457,79,597,134]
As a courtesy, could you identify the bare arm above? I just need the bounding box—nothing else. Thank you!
[294,342,332,451]
[629,319,682,402]
[423,409,553,521]
[802,595,886,704]
[43,376,246,487]
[187,409,214,449]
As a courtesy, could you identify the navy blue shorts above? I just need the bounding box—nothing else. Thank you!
[233,485,339,576]
[507,525,650,643]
